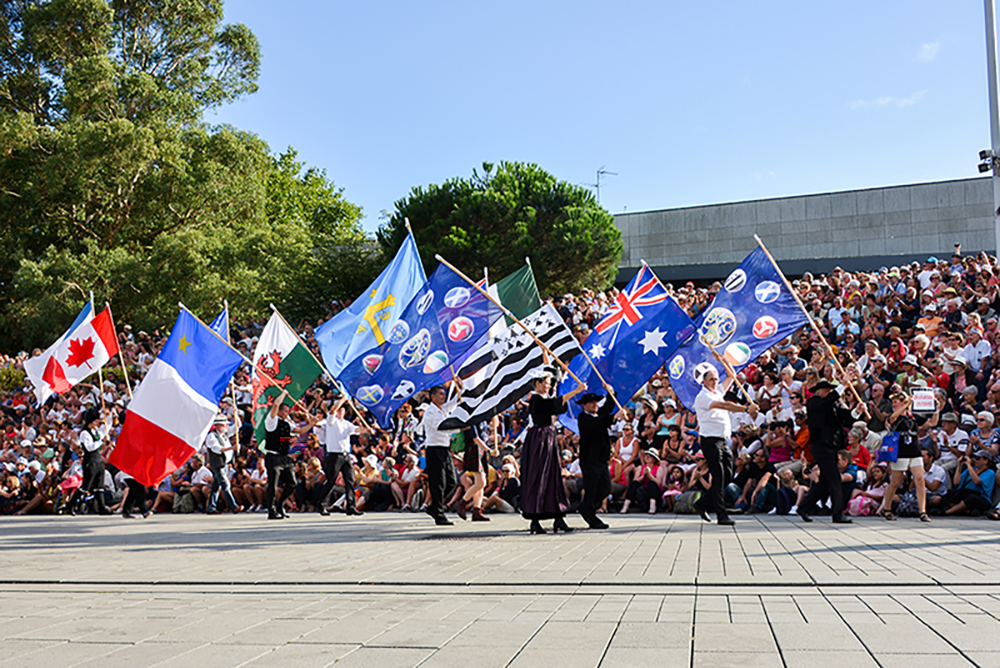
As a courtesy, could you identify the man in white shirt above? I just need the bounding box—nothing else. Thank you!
[206,414,242,515]
[963,328,991,389]
[936,412,970,477]
[316,395,369,516]
[693,367,758,526]
[421,383,462,526]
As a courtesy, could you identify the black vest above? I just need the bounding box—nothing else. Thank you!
[264,418,292,455]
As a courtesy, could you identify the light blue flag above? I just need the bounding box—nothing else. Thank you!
[315,232,427,378]
[208,304,229,342]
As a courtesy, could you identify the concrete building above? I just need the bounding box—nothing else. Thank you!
[615,176,996,284]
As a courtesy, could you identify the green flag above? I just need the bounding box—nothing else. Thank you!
[494,263,541,324]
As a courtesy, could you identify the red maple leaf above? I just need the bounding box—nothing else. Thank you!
[65,337,96,369]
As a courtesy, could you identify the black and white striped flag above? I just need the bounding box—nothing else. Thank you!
[439,303,581,430]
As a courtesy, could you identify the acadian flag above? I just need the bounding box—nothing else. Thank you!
[208,304,230,341]
[109,309,242,487]
[250,312,324,446]
[315,231,426,377]
[23,301,120,405]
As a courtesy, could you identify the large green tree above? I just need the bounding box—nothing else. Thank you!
[379,161,622,297]
[0,0,372,349]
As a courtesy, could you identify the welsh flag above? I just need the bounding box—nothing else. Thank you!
[250,312,324,447]
[23,303,119,405]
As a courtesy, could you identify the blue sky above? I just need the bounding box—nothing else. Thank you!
[210,1,992,233]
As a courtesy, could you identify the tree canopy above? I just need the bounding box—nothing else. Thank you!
[379,161,622,297]
[0,0,375,349]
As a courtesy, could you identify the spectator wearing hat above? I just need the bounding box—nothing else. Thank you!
[917,303,944,338]
[693,366,758,526]
[935,412,970,478]
[619,448,664,514]
[895,355,925,394]
[944,449,996,516]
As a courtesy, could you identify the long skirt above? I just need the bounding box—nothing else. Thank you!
[520,425,568,520]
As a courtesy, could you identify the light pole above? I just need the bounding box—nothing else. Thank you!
[984,0,1000,255]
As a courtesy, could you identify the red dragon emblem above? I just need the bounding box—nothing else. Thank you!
[251,350,294,416]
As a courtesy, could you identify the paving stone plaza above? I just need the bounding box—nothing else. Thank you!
[2,514,1000,667]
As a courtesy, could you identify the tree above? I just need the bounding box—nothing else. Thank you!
[0,1,372,349]
[378,161,622,297]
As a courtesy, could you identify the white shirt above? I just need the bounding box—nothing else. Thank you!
[938,428,970,462]
[191,466,213,486]
[319,416,356,454]
[420,397,461,448]
[79,424,109,453]
[694,385,732,439]
[963,341,992,372]
[924,462,948,497]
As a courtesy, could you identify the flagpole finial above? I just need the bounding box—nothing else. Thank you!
[405,217,413,235]
[525,257,532,267]
[269,303,277,311]
[434,253,444,262]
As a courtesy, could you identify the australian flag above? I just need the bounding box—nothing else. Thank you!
[668,247,810,411]
[558,263,696,434]
[338,263,503,429]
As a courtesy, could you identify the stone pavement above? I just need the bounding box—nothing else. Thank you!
[2,512,1000,667]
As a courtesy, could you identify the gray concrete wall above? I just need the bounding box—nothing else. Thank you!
[615,177,995,283]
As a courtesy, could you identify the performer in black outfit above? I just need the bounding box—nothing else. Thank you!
[263,389,316,520]
[521,370,583,534]
[799,373,864,524]
[76,407,114,515]
[577,387,617,530]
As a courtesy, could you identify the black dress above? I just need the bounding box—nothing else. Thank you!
[520,394,569,520]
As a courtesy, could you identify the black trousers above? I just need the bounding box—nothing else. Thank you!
[801,446,845,519]
[425,447,457,520]
[699,436,733,518]
[122,479,147,515]
[580,462,611,526]
[81,452,108,514]
[319,453,356,511]
[265,453,296,513]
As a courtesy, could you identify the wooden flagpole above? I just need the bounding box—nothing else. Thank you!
[104,302,134,401]
[752,235,868,416]
[88,292,106,412]
[223,300,241,454]
[706,342,754,403]
[268,304,374,432]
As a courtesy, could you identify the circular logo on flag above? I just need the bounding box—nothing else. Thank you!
[399,328,430,369]
[416,290,435,315]
[668,355,686,380]
[356,385,384,406]
[423,350,449,374]
[724,342,752,366]
[724,269,747,292]
[754,281,781,304]
[362,354,382,374]
[752,316,779,339]
[692,361,717,385]
[448,316,475,342]
[388,320,410,345]
[443,287,471,308]
[391,379,415,400]
[698,307,737,347]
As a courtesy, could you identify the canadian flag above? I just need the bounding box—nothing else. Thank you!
[23,306,120,405]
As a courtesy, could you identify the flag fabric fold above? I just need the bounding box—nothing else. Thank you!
[338,263,504,429]
[439,303,580,431]
[667,247,810,410]
[109,310,243,487]
[315,232,426,378]
[558,263,696,433]
[23,302,119,405]
[250,312,325,446]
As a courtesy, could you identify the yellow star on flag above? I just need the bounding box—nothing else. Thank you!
[178,334,192,354]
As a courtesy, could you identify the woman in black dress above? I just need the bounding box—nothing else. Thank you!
[521,370,583,534]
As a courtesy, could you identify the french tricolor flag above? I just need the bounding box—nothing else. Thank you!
[110,309,242,487]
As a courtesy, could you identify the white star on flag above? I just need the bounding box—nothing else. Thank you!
[588,342,607,360]
[638,328,668,355]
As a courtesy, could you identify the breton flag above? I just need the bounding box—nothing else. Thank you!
[667,247,810,410]
[439,303,580,431]
[109,309,242,487]
[558,263,696,434]
[23,302,119,405]
[337,263,503,429]
[250,311,324,446]
[315,231,426,378]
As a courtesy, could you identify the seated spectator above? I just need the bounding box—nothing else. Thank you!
[944,450,996,516]
[620,449,664,514]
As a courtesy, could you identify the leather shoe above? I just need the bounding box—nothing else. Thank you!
[588,521,609,530]
[435,516,454,526]
[345,508,364,516]
[797,508,813,523]
[700,510,712,523]
[717,516,735,526]
[318,507,330,516]
[832,516,853,524]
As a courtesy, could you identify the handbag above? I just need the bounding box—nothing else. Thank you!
[877,432,899,463]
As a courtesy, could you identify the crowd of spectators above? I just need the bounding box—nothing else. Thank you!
[3,248,1000,523]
